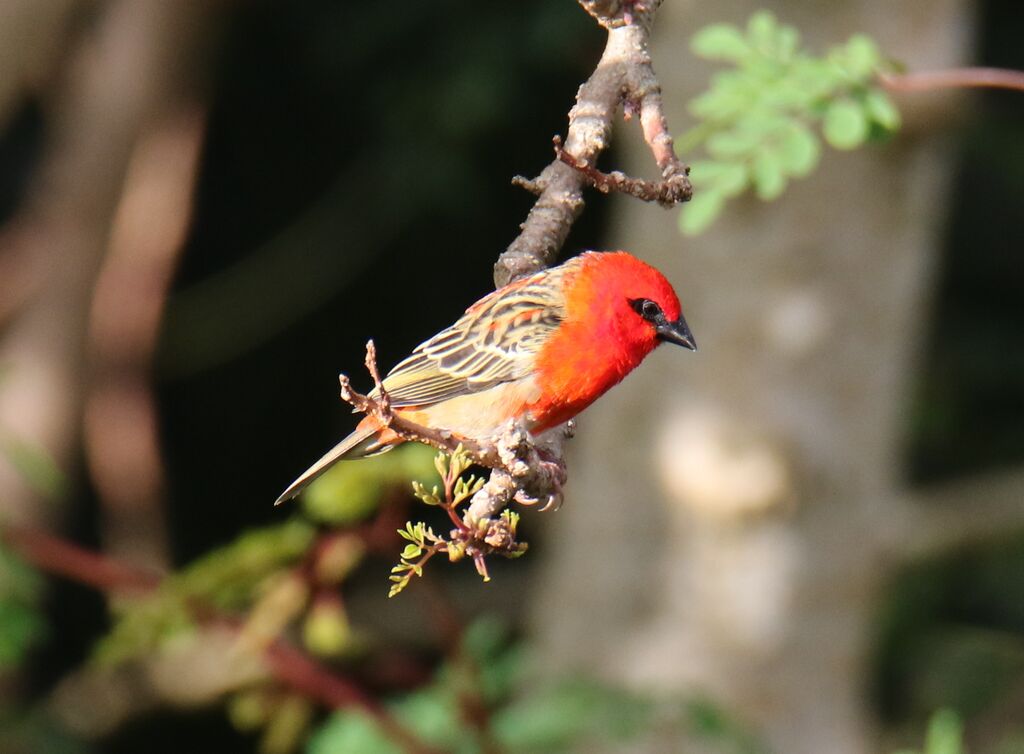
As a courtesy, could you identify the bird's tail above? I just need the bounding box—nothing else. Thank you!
[274,420,395,506]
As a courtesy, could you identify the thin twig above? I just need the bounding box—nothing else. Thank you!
[880,67,1024,93]
[339,341,498,466]
[553,135,690,207]
[510,175,544,195]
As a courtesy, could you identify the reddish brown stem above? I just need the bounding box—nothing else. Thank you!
[444,504,467,533]
[441,465,471,534]
[2,523,439,754]
[880,67,1024,93]
[418,576,504,754]
[2,524,161,593]
[263,639,440,754]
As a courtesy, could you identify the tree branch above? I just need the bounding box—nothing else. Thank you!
[1,524,161,594]
[465,0,686,529]
[494,0,688,287]
[880,67,1024,94]
[879,466,1024,562]
[554,135,689,207]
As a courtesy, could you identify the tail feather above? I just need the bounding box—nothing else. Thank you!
[274,424,392,506]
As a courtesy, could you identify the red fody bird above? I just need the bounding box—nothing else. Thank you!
[276,250,695,505]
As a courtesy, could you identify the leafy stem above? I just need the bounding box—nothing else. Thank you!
[390,447,527,598]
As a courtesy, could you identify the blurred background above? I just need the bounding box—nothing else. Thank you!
[0,0,1022,753]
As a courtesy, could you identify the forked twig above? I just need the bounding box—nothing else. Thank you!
[553,135,690,207]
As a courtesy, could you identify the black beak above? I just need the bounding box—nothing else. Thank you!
[656,315,697,351]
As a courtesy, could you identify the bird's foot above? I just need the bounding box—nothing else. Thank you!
[511,446,566,512]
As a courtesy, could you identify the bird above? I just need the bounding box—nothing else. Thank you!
[275,250,696,505]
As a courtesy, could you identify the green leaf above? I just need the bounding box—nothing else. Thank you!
[788,59,844,103]
[398,522,424,543]
[746,11,780,55]
[461,618,522,703]
[706,129,759,159]
[823,99,869,149]
[679,189,726,236]
[752,153,786,200]
[393,690,466,749]
[690,85,747,121]
[713,162,749,197]
[863,88,902,131]
[843,34,883,79]
[778,124,820,176]
[691,24,750,62]
[493,679,654,751]
[0,542,44,601]
[307,712,401,754]
[462,616,509,664]
[924,709,964,754]
[401,544,422,560]
[775,24,800,61]
[0,436,65,499]
[0,597,47,668]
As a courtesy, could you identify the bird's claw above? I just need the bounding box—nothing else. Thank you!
[512,450,565,512]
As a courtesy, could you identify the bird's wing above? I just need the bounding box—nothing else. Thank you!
[374,270,568,408]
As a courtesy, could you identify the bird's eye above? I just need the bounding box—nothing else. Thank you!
[630,298,662,321]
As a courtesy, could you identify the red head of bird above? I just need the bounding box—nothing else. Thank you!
[529,250,695,431]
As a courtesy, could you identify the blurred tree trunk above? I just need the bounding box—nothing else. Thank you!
[531,2,980,753]
[0,8,216,721]
[0,0,210,540]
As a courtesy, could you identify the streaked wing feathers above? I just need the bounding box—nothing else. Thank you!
[374,271,566,408]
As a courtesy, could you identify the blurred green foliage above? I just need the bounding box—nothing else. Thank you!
[875,536,1024,735]
[679,10,900,234]
[303,443,437,525]
[307,617,765,754]
[894,709,965,754]
[391,446,519,597]
[95,519,316,665]
[0,708,93,754]
[0,424,59,669]
[0,435,66,500]
[0,541,47,669]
